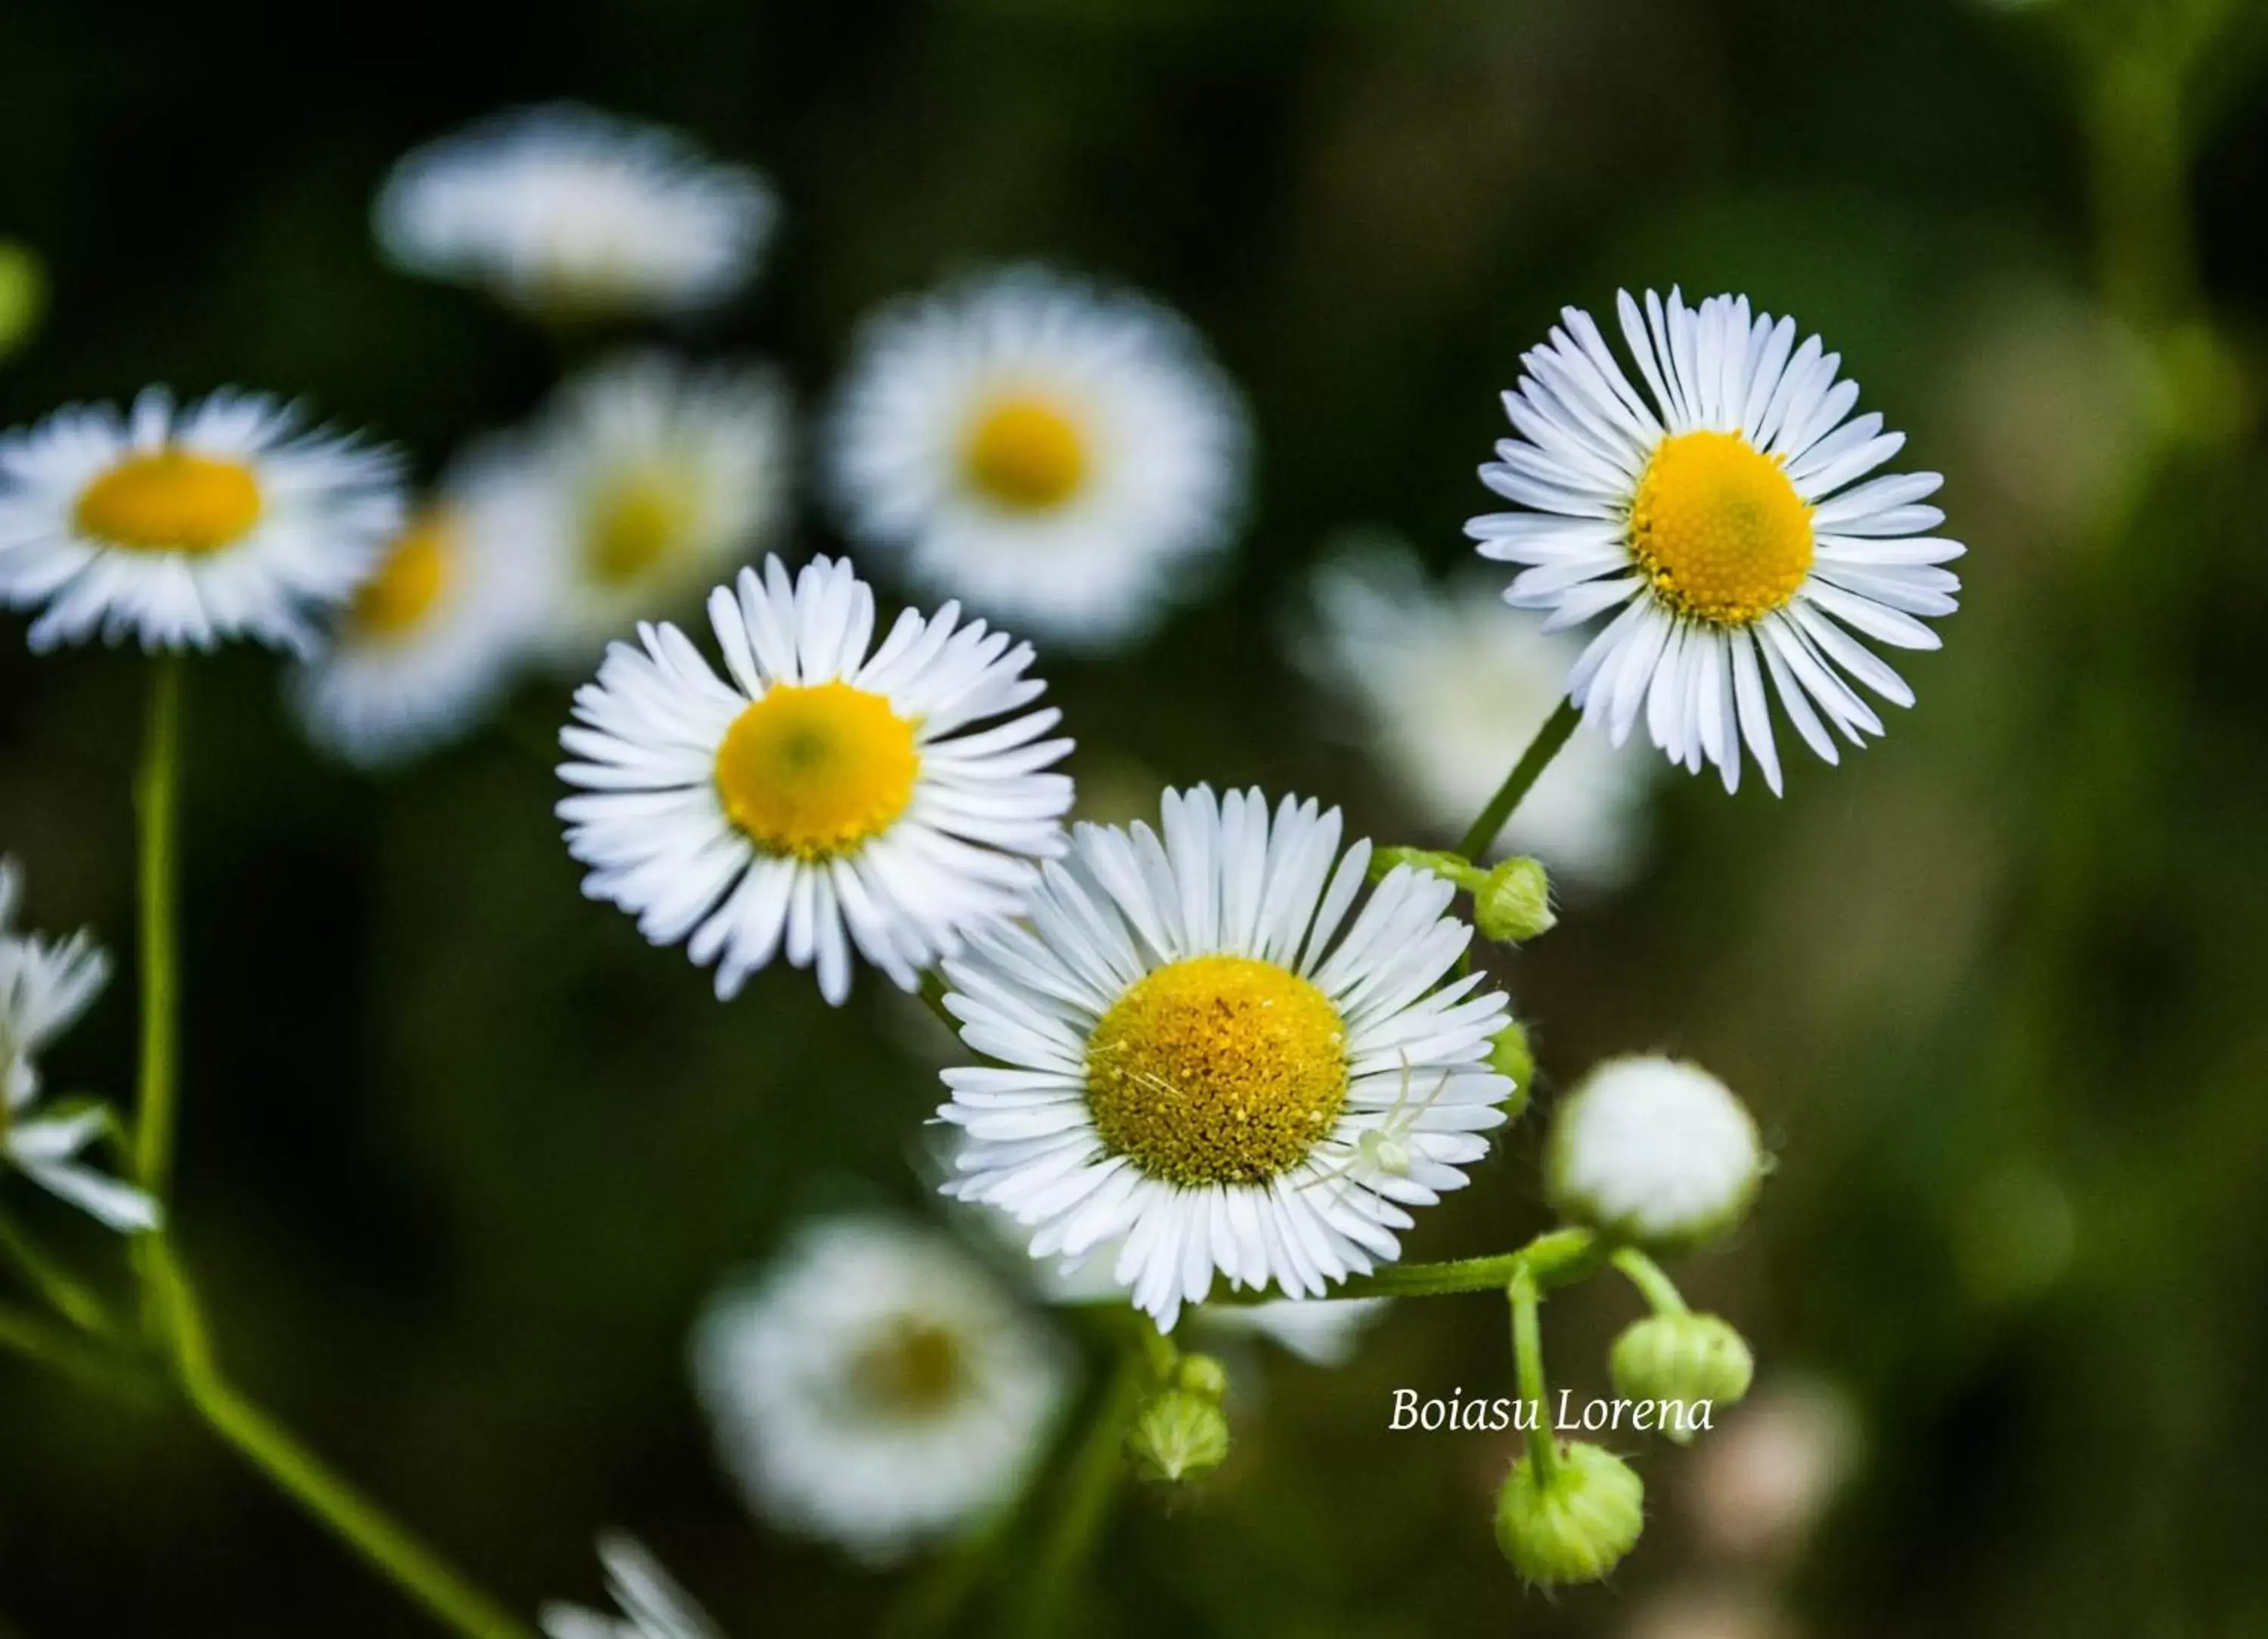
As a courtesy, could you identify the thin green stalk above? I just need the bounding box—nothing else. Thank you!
[1458,699,1582,861]
[0,1299,147,1398]
[1017,1348,1146,1639]
[148,1246,534,1639]
[0,1205,114,1334]
[1609,1247,1687,1316]
[132,655,184,1201]
[1508,1267,1556,1481]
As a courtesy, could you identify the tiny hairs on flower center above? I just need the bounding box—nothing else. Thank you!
[1086,954,1348,1187]
[714,681,920,861]
[584,467,695,586]
[1628,430,1814,626]
[348,513,456,640]
[962,394,1087,512]
[74,448,264,556]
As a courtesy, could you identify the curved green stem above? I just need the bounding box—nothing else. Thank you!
[1458,699,1582,861]
[0,1204,115,1334]
[132,655,184,1202]
[1017,1347,1146,1638]
[1610,1247,1688,1315]
[1508,1267,1556,1481]
[0,1299,150,1399]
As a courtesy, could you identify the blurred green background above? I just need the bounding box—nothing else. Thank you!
[5,0,2268,1633]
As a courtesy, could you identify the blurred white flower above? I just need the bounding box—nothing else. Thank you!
[558,555,1073,1005]
[0,389,403,655]
[540,1534,720,1639]
[290,441,552,767]
[376,104,776,321]
[692,1216,1071,1563]
[1295,541,1651,885]
[826,265,1247,649]
[0,860,156,1232]
[939,785,1514,1331]
[1621,1588,1799,1639]
[525,352,792,661]
[1194,1297,1391,1367]
[1547,1055,1761,1249]
[1685,1376,1864,1564]
[1469,288,1963,794]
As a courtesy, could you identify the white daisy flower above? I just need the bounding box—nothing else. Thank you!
[1467,288,1964,794]
[692,1215,1072,1563]
[0,389,404,654]
[540,1535,720,1639]
[289,442,551,766]
[1297,541,1651,885]
[0,860,156,1232]
[826,265,1248,648]
[375,104,776,321]
[558,554,1074,1005]
[529,352,792,661]
[1546,1055,1762,1250]
[938,785,1517,1331]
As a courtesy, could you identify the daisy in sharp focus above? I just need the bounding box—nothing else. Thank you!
[827,265,1249,649]
[558,554,1074,1005]
[376,104,776,322]
[528,352,792,662]
[540,1535,721,1639]
[0,860,156,1232]
[0,389,404,654]
[290,440,552,766]
[1467,289,1964,794]
[692,1215,1072,1563]
[939,785,1517,1331]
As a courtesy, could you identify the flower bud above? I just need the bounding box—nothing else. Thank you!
[1489,1018,1534,1123]
[1494,1441,1644,1587]
[1126,1389,1230,1484]
[1610,1313,1753,1443]
[1474,857,1555,943]
[1175,1352,1229,1401]
[1548,1056,1763,1250]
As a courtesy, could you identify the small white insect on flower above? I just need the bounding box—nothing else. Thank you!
[0,389,404,655]
[540,1535,722,1639]
[1468,289,1964,794]
[0,859,156,1232]
[1547,1055,1763,1250]
[557,554,1074,1005]
[376,104,777,321]
[692,1216,1073,1563]
[826,265,1249,649]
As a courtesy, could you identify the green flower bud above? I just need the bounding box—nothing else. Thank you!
[1126,1388,1230,1485]
[1489,1018,1535,1122]
[1474,857,1555,943]
[1175,1352,1229,1401]
[1609,1313,1753,1444]
[0,243,44,363]
[1494,1441,1644,1587]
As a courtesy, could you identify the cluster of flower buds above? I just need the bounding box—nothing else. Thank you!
[1371,847,1558,945]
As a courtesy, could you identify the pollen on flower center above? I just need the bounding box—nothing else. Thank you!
[962,394,1086,511]
[1628,430,1814,625]
[585,468,693,585]
[73,448,263,555]
[1086,954,1348,1187]
[849,1316,968,1418]
[714,681,920,861]
[348,513,456,640]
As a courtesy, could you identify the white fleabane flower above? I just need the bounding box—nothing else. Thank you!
[540,1535,720,1639]
[530,353,792,661]
[558,555,1074,1005]
[826,266,1248,648]
[0,389,404,654]
[1547,1056,1762,1249]
[692,1216,1072,1563]
[1467,289,1964,794]
[290,442,550,766]
[939,785,1517,1331]
[0,860,156,1232]
[1298,543,1651,885]
[376,104,776,321]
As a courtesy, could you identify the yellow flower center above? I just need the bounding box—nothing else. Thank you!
[1086,954,1348,1187]
[850,1317,968,1418]
[962,394,1086,511]
[346,513,456,640]
[73,448,263,555]
[714,681,920,861]
[584,469,693,587]
[1628,430,1814,626]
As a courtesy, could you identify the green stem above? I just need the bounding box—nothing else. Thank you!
[1508,1267,1556,1481]
[0,1299,149,1399]
[1017,1348,1145,1639]
[132,655,184,1202]
[0,1205,114,1334]
[1458,699,1582,861]
[148,1246,534,1639]
[1610,1247,1688,1315]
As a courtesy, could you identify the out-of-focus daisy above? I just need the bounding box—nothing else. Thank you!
[0,389,403,654]
[939,785,1517,1330]
[558,554,1073,1005]
[0,860,156,1232]
[1468,289,1963,794]
[692,1215,1072,1563]
[375,104,776,321]
[529,352,792,661]
[826,266,1248,648]
[1197,1297,1391,1368]
[290,442,551,766]
[540,1535,721,1639]
[1297,541,1650,885]
[1547,1056,1762,1250]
